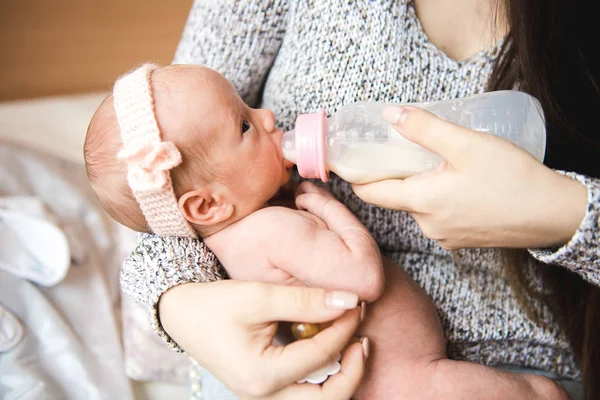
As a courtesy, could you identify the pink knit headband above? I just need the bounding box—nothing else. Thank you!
[113,63,197,238]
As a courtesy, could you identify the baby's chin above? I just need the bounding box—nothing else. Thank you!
[283,159,295,169]
[280,165,294,186]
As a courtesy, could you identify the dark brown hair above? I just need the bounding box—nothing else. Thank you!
[487,1,600,398]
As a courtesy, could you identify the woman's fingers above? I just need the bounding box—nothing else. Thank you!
[161,281,365,400]
[245,283,359,324]
[352,179,415,212]
[383,105,480,167]
[263,340,367,400]
[319,340,368,398]
[263,306,363,388]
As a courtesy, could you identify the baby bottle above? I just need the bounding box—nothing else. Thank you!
[281,90,546,184]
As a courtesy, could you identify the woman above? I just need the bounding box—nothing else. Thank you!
[122,0,599,398]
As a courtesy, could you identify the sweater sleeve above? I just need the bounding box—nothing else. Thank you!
[172,0,289,107]
[529,172,600,286]
[120,234,228,352]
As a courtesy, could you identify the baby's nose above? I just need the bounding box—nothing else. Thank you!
[257,108,275,133]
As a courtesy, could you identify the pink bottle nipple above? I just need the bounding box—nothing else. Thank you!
[294,110,329,182]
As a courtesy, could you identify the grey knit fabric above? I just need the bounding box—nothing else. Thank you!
[121,234,228,350]
[121,0,600,380]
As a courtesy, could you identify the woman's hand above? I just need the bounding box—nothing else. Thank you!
[353,106,588,250]
[159,281,367,400]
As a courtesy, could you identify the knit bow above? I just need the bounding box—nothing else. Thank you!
[118,141,182,192]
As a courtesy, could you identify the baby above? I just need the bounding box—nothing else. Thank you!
[84,63,385,383]
[84,63,383,302]
[83,63,471,398]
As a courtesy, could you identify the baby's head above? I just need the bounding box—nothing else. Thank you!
[84,64,291,237]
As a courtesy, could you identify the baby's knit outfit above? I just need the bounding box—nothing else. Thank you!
[121,0,600,388]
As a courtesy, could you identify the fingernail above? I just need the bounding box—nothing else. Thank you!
[360,337,370,359]
[360,301,366,322]
[325,291,359,310]
[382,106,405,125]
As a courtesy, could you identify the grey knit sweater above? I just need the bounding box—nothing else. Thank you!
[121,0,600,380]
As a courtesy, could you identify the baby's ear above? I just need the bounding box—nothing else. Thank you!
[178,188,234,227]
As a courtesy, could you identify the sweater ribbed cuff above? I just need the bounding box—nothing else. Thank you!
[120,233,228,352]
[529,172,600,286]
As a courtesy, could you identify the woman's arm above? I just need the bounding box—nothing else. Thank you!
[353,106,600,286]
[120,233,228,350]
[529,172,600,286]
[173,0,289,106]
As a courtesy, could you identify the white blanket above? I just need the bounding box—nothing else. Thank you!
[0,93,190,399]
[0,143,131,399]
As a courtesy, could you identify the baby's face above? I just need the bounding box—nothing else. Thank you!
[163,66,292,217]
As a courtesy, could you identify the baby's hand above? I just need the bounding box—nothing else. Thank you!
[294,181,384,302]
[295,181,369,236]
[295,181,378,252]
[295,180,336,198]
[294,181,342,218]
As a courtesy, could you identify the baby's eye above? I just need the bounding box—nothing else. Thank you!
[241,120,252,134]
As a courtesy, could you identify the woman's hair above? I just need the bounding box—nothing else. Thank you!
[487,1,600,398]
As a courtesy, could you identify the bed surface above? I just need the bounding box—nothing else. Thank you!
[0,93,190,400]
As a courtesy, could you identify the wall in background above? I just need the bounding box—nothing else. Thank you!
[0,0,193,101]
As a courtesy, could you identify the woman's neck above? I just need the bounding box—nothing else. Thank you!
[413,0,508,61]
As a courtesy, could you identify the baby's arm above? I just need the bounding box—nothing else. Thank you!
[272,182,383,302]
[209,182,382,301]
